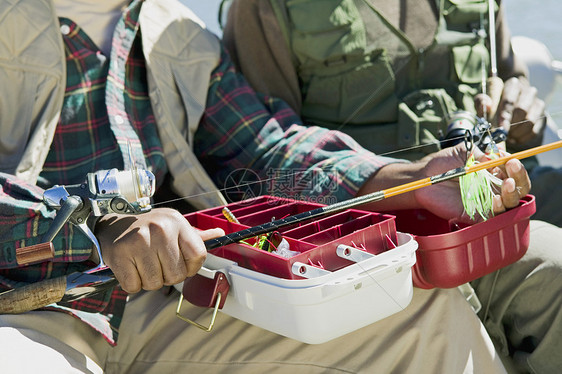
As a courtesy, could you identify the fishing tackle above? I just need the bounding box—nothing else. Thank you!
[223,208,288,253]
[459,151,503,221]
[222,207,240,224]
[15,167,155,267]
[440,111,506,152]
[224,205,296,255]
[442,0,509,221]
[1,166,155,314]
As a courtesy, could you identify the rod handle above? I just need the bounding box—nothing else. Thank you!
[16,242,55,266]
[0,276,66,314]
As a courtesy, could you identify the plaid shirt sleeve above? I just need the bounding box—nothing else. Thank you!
[194,47,402,203]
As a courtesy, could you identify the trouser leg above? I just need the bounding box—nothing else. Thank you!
[0,310,107,374]
[0,278,508,373]
[472,220,562,374]
[106,287,505,374]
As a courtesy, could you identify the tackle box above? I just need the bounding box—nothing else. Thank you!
[393,194,536,289]
[178,195,534,343]
[180,232,417,344]
[183,196,399,279]
[180,196,417,343]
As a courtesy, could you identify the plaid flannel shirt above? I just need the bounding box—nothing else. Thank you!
[0,1,395,345]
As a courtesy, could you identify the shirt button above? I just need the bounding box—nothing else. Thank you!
[60,24,71,35]
[114,115,125,125]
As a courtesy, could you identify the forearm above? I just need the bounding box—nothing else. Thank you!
[496,2,529,80]
[195,47,402,203]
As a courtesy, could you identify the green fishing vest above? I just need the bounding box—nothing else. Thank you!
[270,0,496,159]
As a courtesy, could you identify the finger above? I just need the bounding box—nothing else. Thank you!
[500,77,522,103]
[158,241,190,286]
[135,252,165,291]
[511,86,537,125]
[198,227,226,241]
[178,226,207,277]
[499,177,520,209]
[474,93,493,118]
[508,120,533,144]
[486,76,504,120]
[510,99,546,144]
[492,194,506,215]
[496,77,521,129]
[490,166,506,180]
[113,260,143,293]
[496,159,530,209]
[527,98,546,125]
[505,159,531,196]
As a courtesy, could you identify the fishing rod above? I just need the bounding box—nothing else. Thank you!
[485,0,504,122]
[1,139,561,314]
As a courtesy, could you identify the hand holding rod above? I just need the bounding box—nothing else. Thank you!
[0,168,155,313]
[1,140,561,313]
[206,140,562,249]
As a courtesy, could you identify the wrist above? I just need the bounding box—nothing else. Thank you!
[357,160,428,211]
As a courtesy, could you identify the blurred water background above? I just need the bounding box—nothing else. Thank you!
[505,0,562,115]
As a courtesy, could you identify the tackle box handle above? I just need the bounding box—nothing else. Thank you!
[176,267,230,332]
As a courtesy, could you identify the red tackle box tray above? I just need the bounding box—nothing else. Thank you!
[184,194,535,287]
[183,196,398,279]
[392,195,536,289]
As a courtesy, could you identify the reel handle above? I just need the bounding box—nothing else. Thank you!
[487,76,504,122]
[16,242,55,266]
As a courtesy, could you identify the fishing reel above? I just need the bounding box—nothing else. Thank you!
[440,111,507,154]
[17,168,155,267]
[44,167,155,222]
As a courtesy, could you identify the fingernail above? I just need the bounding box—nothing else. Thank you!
[506,179,515,193]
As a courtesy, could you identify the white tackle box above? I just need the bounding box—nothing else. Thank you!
[177,232,417,344]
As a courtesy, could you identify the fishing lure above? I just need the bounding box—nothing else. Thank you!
[222,207,292,254]
[459,138,503,221]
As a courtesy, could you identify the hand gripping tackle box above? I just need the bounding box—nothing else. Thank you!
[176,196,417,344]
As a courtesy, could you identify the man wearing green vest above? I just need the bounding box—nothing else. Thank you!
[223,0,562,372]
[222,0,562,226]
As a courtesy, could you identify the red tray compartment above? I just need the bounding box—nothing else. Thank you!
[185,195,535,286]
[392,195,536,289]
[183,196,397,279]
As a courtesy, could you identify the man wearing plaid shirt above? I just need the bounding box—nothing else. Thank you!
[0,0,556,373]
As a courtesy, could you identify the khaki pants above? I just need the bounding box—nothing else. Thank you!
[472,220,562,373]
[0,286,505,374]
